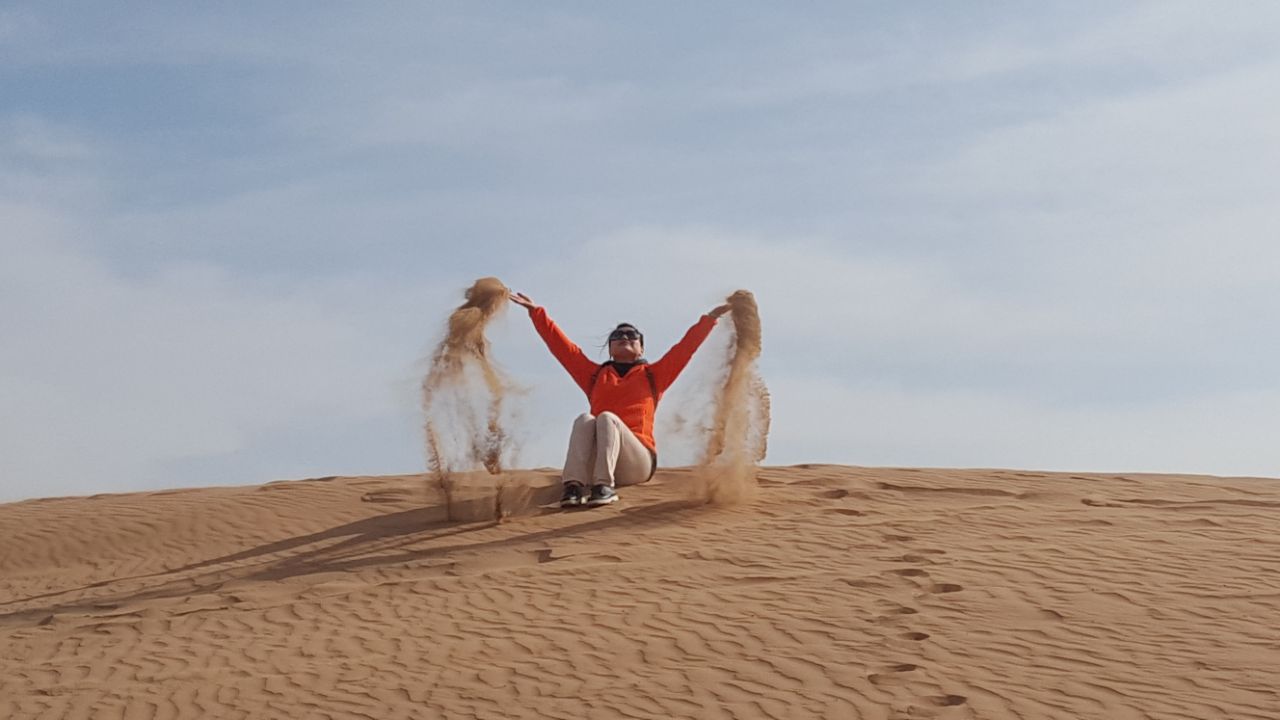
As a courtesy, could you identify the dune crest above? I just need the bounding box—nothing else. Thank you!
[3,466,1278,718]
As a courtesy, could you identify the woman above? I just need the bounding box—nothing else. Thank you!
[510,291,730,508]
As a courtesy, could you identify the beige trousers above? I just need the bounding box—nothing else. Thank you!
[562,412,653,488]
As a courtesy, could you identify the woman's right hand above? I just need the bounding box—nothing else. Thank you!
[509,291,537,310]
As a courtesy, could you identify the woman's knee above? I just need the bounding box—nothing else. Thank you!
[594,412,627,437]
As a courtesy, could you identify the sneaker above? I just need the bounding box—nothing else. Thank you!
[560,482,585,508]
[586,484,618,507]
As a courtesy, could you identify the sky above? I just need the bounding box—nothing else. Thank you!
[4,2,1279,502]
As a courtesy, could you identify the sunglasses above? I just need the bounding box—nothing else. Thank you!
[609,330,642,342]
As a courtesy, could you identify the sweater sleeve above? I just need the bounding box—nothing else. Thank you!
[528,306,599,395]
[649,314,718,393]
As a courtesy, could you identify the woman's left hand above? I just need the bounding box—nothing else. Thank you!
[709,303,731,319]
[510,291,537,310]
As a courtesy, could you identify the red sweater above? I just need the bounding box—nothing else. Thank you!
[529,307,718,453]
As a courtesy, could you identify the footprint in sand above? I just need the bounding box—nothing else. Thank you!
[867,663,920,685]
[895,551,946,563]
[890,569,963,596]
[839,577,891,590]
[873,601,920,623]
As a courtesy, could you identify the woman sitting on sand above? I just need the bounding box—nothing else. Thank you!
[509,291,729,508]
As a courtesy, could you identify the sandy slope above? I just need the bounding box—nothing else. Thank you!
[1,465,1278,719]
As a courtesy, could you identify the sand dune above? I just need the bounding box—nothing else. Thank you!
[2,466,1278,719]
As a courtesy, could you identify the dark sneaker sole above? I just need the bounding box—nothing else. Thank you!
[586,495,618,507]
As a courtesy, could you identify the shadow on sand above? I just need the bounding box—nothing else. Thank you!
[0,476,706,627]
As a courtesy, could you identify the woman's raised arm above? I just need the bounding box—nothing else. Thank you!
[510,291,598,394]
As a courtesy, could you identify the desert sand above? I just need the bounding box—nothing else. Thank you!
[2,465,1278,719]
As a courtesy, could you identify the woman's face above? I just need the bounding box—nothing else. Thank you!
[608,328,643,362]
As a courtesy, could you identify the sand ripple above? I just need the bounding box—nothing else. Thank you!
[2,466,1278,718]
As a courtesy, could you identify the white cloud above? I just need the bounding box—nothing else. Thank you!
[5,4,1280,502]
[515,226,1256,373]
[769,374,1280,477]
[0,208,456,501]
[903,45,1280,375]
[930,58,1280,209]
[1061,1,1280,71]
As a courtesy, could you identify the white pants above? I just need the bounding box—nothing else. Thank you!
[562,412,654,488]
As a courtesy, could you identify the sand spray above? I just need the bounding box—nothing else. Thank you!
[421,277,514,520]
[693,290,771,505]
[422,280,769,516]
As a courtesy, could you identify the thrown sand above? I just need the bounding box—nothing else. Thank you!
[3,466,1278,719]
[422,277,514,518]
[697,289,771,505]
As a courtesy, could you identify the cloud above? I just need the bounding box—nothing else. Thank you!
[770,374,1280,477]
[0,206,459,501]
[503,225,1279,474]
[5,3,1280,502]
[928,59,1280,208]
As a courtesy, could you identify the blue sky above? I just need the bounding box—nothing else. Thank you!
[4,2,1279,501]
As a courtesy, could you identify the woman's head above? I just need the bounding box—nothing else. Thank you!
[608,323,644,362]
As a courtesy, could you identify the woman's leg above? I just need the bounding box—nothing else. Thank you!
[561,413,597,488]
[593,412,654,488]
